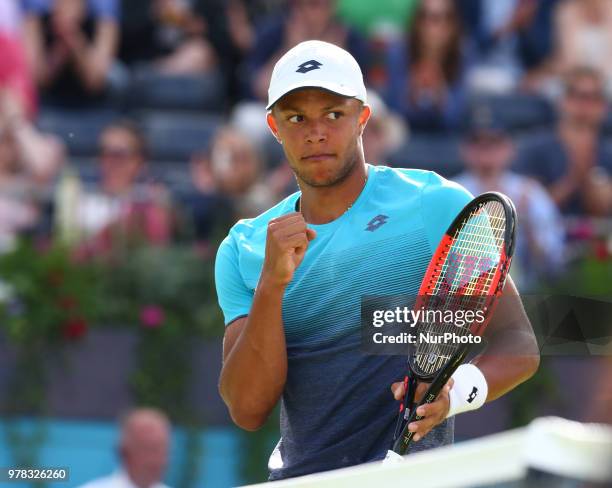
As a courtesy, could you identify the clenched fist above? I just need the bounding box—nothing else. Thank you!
[261,213,316,288]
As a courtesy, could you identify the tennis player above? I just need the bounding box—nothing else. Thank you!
[215,40,540,480]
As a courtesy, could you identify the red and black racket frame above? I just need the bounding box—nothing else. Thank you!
[392,192,517,455]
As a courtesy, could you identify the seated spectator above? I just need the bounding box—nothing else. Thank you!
[362,89,407,165]
[242,0,368,102]
[22,0,119,108]
[119,0,218,75]
[515,66,612,216]
[0,0,37,117]
[336,0,420,36]
[454,107,565,290]
[457,0,559,94]
[0,89,64,251]
[78,408,171,488]
[384,0,470,132]
[57,120,173,256]
[551,0,612,90]
[178,127,277,245]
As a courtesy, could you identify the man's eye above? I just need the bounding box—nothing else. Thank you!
[289,115,304,123]
[327,112,342,120]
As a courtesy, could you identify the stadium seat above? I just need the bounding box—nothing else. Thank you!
[602,109,612,135]
[148,162,192,192]
[127,70,226,112]
[37,109,122,157]
[261,133,286,169]
[468,94,554,132]
[69,157,99,185]
[139,111,223,161]
[387,135,464,177]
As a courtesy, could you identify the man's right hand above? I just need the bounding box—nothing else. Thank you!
[261,212,316,288]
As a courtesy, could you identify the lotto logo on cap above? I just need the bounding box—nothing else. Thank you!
[266,40,367,110]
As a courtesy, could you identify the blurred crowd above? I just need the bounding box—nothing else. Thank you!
[1,0,611,290]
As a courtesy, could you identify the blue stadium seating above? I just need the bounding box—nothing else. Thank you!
[139,111,223,162]
[468,94,554,132]
[387,135,464,177]
[37,109,122,157]
[126,70,226,112]
[602,109,612,135]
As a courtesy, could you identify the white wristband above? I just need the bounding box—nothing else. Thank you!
[446,363,488,418]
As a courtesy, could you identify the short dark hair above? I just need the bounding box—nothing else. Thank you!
[563,66,604,95]
[101,119,147,157]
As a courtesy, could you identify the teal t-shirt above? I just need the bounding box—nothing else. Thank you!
[215,165,473,479]
[336,0,420,35]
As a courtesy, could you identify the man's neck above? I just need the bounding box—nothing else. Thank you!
[473,169,505,191]
[298,161,368,225]
[559,119,598,142]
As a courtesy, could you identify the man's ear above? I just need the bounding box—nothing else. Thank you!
[266,112,282,144]
[358,104,372,136]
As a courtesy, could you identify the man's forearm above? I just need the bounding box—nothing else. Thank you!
[473,329,540,402]
[473,279,540,402]
[219,280,288,430]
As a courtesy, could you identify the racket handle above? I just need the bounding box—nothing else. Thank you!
[392,375,415,441]
[392,347,470,455]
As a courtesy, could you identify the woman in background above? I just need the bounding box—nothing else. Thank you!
[384,0,470,132]
[22,0,119,108]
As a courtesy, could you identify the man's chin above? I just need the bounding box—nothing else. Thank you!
[295,161,356,188]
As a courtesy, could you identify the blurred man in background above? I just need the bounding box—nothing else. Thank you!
[0,88,64,251]
[243,0,368,101]
[79,408,171,488]
[362,89,407,165]
[59,119,173,257]
[454,106,565,290]
[516,66,612,216]
[22,0,120,108]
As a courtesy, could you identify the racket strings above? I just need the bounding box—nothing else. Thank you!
[414,201,507,377]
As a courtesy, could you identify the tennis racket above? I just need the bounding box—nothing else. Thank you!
[389,191,517,456]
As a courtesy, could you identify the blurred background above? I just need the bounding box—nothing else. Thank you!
[0,0,610,486]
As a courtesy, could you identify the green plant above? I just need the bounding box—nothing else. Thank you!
[0,240,224,488]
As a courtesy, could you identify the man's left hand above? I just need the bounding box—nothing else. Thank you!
[390,378,454,442]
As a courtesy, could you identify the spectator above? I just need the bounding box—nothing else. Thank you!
[22,0,119,108]
[0,0,37,117]
[515,66,612,216]
[336,0,420,36]
[457,0,560,94]
[57,120,173,256]
[384,0,470,132]
[242,0,368,102]
[178,127,276,245]
[552,0,612,90]
[454,106,565,290]
[0,89,64,251]
[78,408,171,488]
[119,0,217,75]
[362,89,407,165]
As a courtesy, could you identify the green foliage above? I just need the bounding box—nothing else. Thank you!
[0,240,224,488]
[240,409,281,485]
[551,257,612,295]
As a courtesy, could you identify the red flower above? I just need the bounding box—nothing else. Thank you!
[140,305,165,328]
[47,269,64,287]
[594,239,609,261]
[58,296,78,311]
[62,318,88,340]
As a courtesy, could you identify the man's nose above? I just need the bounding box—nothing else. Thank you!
[305,120,328,144]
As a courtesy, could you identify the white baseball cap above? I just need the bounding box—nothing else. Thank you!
[266,40,368,110]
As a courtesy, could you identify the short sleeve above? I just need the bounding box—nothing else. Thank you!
[215,234,254,326]
[420,172,474,252]
[89,0,119,21]
[21,0,49,14]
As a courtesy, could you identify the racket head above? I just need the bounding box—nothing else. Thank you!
[408,192,517,380]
